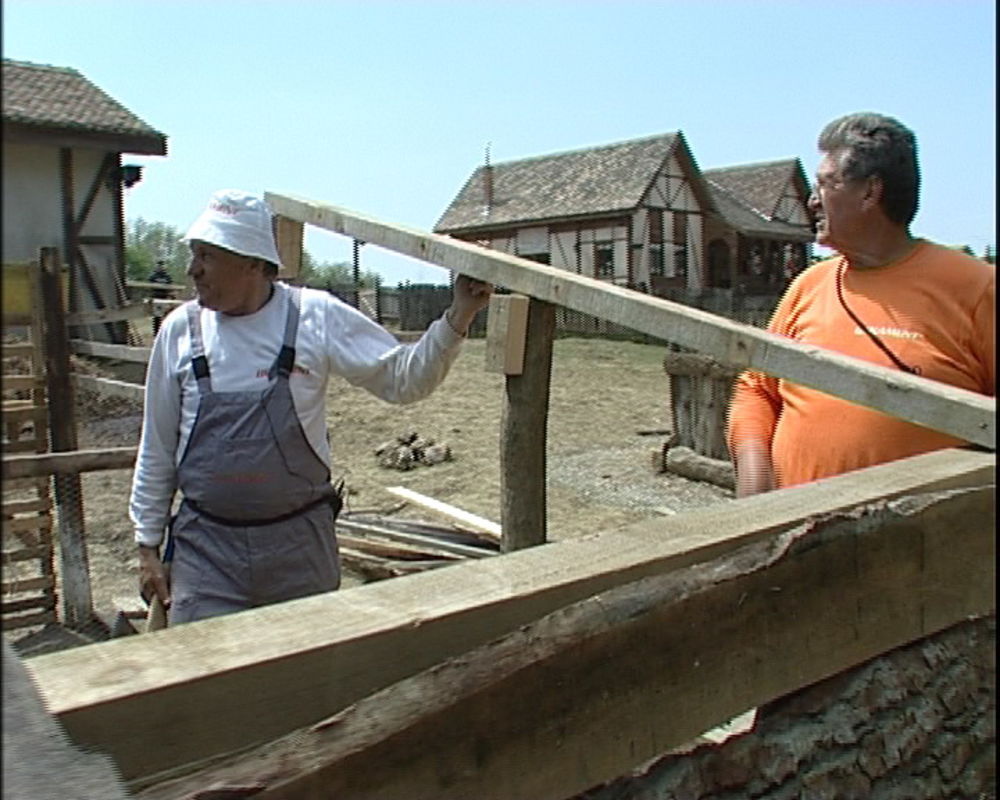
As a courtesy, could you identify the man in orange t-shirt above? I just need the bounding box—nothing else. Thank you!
[727,113,995,496]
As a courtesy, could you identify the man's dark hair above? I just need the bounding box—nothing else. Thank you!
[818,112,920,225]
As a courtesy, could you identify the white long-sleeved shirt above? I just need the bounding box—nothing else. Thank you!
[129,282,464,547]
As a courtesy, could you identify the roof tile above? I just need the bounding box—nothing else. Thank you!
[3,59,165,149]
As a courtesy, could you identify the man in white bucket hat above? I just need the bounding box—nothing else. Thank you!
[130,189,492,624]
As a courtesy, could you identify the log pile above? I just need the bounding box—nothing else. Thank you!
[375,431,452,471]
[337,510,499,581]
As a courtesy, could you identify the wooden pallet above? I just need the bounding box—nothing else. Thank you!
[3,259,57,632]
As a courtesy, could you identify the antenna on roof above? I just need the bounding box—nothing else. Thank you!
[482,141,493,218]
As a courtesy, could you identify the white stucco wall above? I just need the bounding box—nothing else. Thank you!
[3,142,63,262]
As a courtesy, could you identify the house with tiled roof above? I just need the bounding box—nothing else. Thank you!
[2,58,167,340]
[702,158,813,290]
[435,134,813,299]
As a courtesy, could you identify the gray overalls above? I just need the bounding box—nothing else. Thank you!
[168,287,340,624]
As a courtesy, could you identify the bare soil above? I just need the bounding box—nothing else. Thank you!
[71,336,734,621]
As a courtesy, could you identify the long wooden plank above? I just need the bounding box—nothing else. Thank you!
[72,374,145,402]
[136,486,995,800]
[70,339,151,364]
[266,193,995,449]
[26,447,994,783]
[2,447,138,480]
[64,301,151,327]
[384,486,502,540]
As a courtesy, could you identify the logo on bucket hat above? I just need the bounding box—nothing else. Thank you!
[183,190,282,267]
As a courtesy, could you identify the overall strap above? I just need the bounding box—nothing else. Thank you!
[185,301,213,394]
[270,285,302,380]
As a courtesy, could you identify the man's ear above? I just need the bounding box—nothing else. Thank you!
[862,174,884,211]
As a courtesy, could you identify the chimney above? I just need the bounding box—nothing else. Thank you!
[482,142,493,218]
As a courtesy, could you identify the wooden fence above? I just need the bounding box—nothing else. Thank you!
[6,198,995,798]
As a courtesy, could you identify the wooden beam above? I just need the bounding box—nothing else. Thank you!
[135,486,996,800]
[383,486,502,541]
[2,447,137,480]
[26,447,994,784]
[70,339,151,364]
[264,193,995,449]
[500,298,555,551]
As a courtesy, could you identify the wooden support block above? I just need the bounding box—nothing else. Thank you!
[273,215,304,280]
[484,294,529,375]
[25,447,994,785]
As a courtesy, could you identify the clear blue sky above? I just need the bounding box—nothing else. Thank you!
[5,0,995,285]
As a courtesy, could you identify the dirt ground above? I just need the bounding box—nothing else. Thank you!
[70,335,734,622]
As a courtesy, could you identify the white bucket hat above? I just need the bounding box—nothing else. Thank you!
[182,189,282,266]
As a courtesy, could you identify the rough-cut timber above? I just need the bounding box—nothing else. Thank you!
[25,448,993,785]
[264,192,995,449]
[135,487,994,800]
[581,615,995,800]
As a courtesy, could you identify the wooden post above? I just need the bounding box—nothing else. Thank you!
[39,247,95,629]
[500,298,555,552]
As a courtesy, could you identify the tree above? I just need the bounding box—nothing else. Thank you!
[126,216,383,287]
[125,218,189,282]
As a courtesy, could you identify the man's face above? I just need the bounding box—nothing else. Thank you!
[186,241,260,313]
[808,152,871,252]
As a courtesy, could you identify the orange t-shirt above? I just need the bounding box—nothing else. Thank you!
[727,240,995,489]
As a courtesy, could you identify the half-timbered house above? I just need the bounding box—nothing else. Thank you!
[702,158,813,291]
[435,134,814,304]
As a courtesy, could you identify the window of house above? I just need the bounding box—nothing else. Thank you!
[673,212,688,279]
[649,209,663,244]
[594,241,614,278]
[649,243,665,277]
[521,253,550,265]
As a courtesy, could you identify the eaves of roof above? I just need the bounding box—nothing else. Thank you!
[2,59,167,155]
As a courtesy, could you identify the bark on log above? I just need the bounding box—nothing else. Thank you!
[662,350,740,379]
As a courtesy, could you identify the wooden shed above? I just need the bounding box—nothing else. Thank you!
[2,59,167,342]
